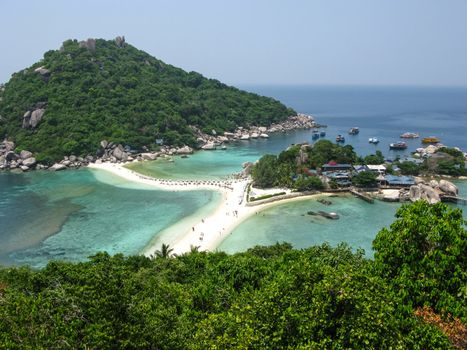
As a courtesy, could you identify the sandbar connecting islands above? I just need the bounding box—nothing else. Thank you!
[88,162,327,256]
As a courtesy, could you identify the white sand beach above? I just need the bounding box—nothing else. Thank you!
[88,162,327,256]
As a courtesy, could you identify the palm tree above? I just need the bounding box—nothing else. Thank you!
[189,245,200,253]
[154,243,174,259]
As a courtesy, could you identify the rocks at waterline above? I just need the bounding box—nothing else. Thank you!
[191,114,317,150]
[241,162,254,177]
[20,150,33,159]
[439,179,458,196]
[201,142,216,150]
[49,163,67,171]
[22,157,37,167]
[409,184,440,204]
[378,178,460,204]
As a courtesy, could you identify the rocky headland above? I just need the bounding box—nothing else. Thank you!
[0,114,316,172]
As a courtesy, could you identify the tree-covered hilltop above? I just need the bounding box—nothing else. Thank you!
[0,202,465,349]
[0,37,295,163]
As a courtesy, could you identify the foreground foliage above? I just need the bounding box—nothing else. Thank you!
[0,38,294,163]
[0,202,465,349]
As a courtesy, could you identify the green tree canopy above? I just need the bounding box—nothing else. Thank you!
[0,38,294,162]
[373,201,467,320]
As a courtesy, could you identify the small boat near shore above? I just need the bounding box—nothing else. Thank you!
[336,134,345,143]
[312,131,320,140]
[389,141,408,150]
[368,137,379,144]
[422,136,440,144]
[348,127,359,135]
[320,131,326,137]
[400,132,419,139]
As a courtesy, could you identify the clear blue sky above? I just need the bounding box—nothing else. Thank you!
[1,0,467,86]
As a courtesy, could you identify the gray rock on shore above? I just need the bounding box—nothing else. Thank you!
[50,163,67,171]
[439,179,458,196]
[20,150,33,159]
[22,157,36,167]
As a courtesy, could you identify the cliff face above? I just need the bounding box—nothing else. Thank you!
[0,37,294,163]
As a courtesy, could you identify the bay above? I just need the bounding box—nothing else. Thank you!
[0,169,219,267]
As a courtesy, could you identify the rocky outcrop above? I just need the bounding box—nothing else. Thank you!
[112,145,128,161]
[409,184,440,204]
[30,109,45,128]
[22,104,46,129]
[439,179,458,196]
[79,38,96,52]
[190,114,316,151]
[115,36,126,48]
[20,150,33,159]
[241,162,254,177]
[22,111,31,128]
[50,163,67,171]
[175,146,193,154]
[34,66,50,76]
[22,157,36,167]
[201,142,216,150]
[141,153,158,160]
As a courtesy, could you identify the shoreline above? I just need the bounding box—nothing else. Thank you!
[88,162,331,256]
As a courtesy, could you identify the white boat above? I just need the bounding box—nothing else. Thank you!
[368,137,379,144]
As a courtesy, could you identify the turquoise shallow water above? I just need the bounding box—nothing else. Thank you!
[219,181,467,256]
[0,169,219,267]
[218,195,399,257]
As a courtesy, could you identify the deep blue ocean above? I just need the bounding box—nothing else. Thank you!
[243,85,467,157]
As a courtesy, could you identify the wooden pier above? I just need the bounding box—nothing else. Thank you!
[350,188,374,203]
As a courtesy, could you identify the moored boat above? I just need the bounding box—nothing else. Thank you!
[400,132,419,139]
[336,134,345,143]
[348,127,359,135]
[422,136,440,144]
[368,137,379,144]
[320,131,326,137]
[312,131,320,140]
[389,141,408,150]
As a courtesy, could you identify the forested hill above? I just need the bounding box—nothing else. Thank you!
[0,37,295,163]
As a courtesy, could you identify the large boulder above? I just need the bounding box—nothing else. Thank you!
[201,142,216,150]
[439,179,458,196]
[20,150,33,159]
[100,140,108,149]
[1,140,15,152]
[50,163,67,171]
[5,151,18,162]
[429,180,439,189]
[176,146,193,155]
[29,109,45,128]
[141,153,157,160]
[22,157,36,167]
[22,111,31,128]
[79,38,96,52]
[115,36,126,47]
[241,162,254,176]
[409,185,421,202]
[112,145,128,161]
[34,66,50,76]
[420,184,441,204]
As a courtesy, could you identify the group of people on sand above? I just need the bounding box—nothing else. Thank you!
[126,169,247,190]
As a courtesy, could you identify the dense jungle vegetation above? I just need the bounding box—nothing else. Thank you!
[0,38,294,163]
[0,201,465,349]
